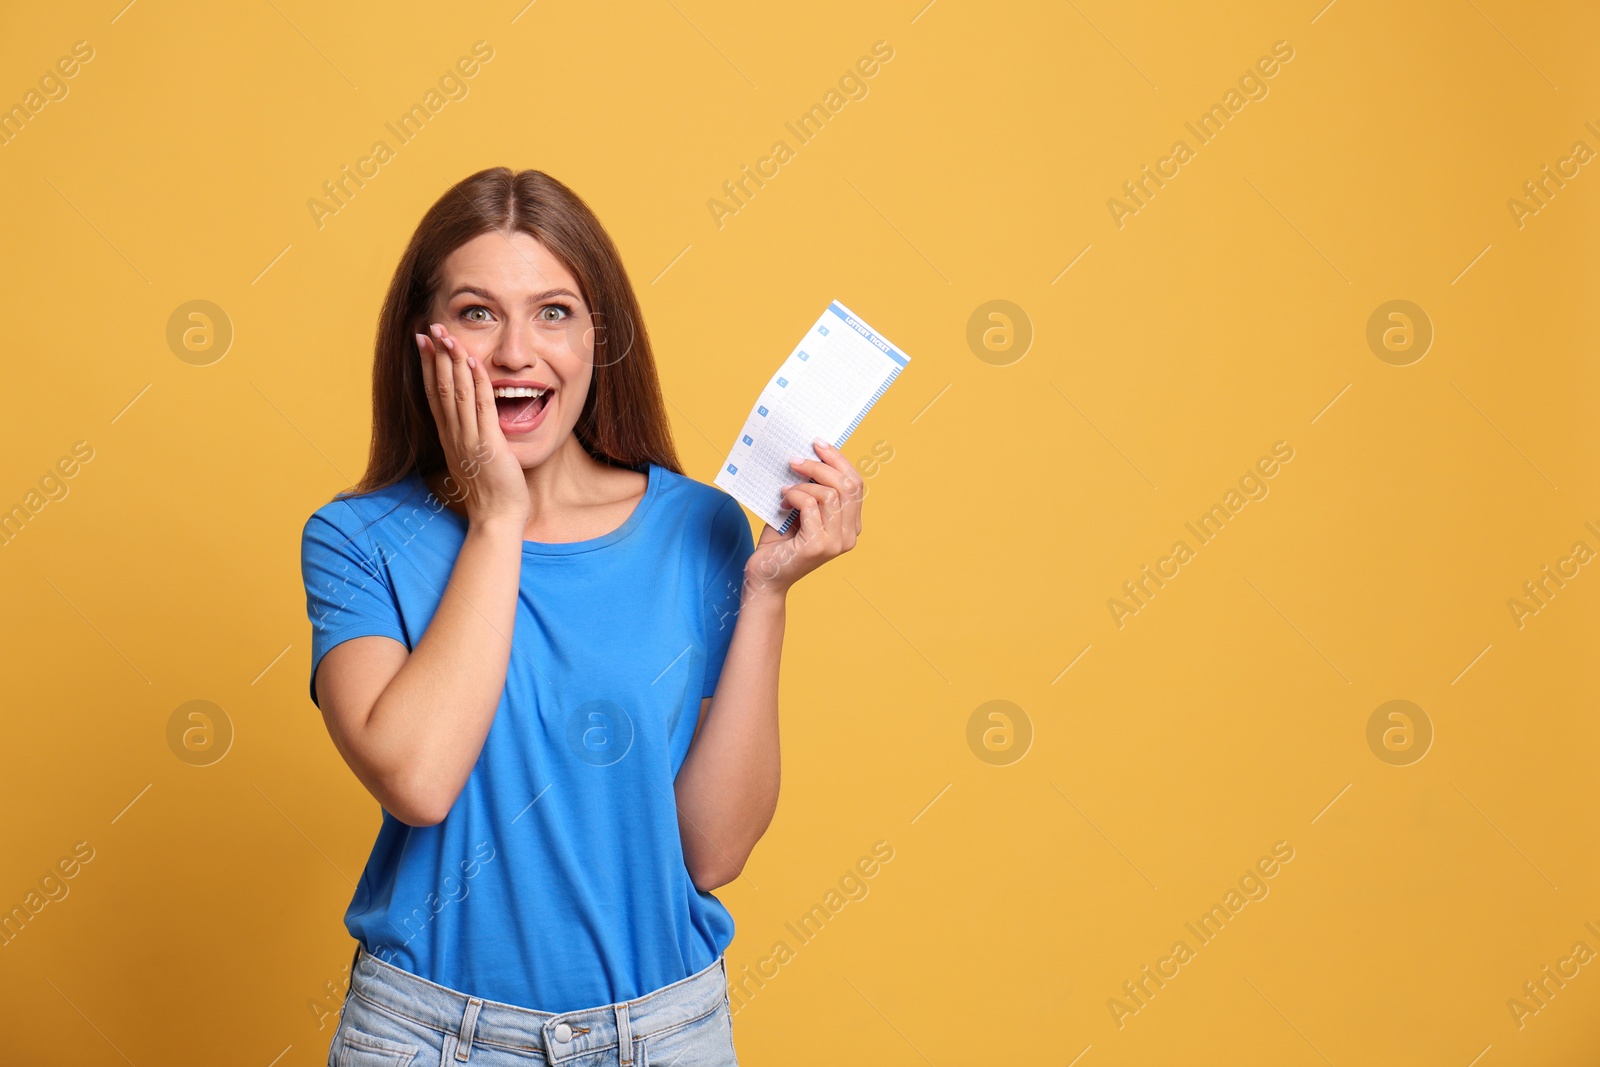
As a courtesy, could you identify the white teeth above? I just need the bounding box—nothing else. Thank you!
[493,386,548,398]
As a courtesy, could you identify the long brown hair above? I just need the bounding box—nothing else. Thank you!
[347,167,682,497]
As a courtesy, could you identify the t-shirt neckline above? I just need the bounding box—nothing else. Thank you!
[419,462,660,556]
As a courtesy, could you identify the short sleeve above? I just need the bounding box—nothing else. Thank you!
[301,506,408,708]
[700,494,756,700]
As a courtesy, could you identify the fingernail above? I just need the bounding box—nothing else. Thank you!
[431,324,445,339]
[467,355,477,369]
[813,437,828,450]
[789,457,803,466]
[414,333,427,350]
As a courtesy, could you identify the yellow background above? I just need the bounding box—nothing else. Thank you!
[1,0,1597,1063]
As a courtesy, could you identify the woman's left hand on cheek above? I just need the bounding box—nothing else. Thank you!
[749,438,864,593]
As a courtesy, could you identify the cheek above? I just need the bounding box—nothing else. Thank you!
[548,358,594,416]
[577,318,601,350]
[558,322,608,372]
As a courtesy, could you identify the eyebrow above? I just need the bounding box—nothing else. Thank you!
[447,285,583,305]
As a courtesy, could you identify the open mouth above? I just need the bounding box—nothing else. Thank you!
[492,385,553,435]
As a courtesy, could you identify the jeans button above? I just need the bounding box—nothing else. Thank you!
[553,1022,572,1043]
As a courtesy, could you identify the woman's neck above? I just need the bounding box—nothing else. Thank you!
[422,435,646,539]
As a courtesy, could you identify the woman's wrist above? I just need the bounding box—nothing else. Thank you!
[467,514,529,545]
[739,570,790,614]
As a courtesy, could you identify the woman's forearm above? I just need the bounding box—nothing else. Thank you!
[674,581,786,890]
[362,518,524,824]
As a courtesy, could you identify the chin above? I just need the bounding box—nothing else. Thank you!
[506,438,555,467]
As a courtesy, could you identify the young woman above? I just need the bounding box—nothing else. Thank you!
[301,167,862,1066]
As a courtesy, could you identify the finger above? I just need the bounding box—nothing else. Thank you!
[787,455,845,489]
[780,486,844,550]
[787,480,858,550]
[799,464,860,537]
[810,438,855,477]
[798,478,847,520]
[790,449,862,503]
[419,332,465,457]
[783,470,845,525]
[442,327,479,454]
[781,484,830,546]
[416,333,444,427]
[428,324,460,439]
[466,346,504,457]
[806,439,864,533]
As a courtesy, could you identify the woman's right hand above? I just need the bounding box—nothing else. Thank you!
[416,323,530,531]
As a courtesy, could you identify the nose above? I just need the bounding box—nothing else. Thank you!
[492,316,541,373]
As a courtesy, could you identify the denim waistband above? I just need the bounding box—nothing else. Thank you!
[347,944,729,1063]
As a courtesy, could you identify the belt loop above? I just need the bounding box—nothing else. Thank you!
[615,1002,633,1066]
[455,997,484,1062]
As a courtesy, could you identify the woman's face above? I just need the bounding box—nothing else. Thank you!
[422,229,597,469]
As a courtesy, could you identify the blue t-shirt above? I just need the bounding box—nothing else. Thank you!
[299,461,756,1013]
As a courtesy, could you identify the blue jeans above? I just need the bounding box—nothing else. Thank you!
[328,944,740,1066]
